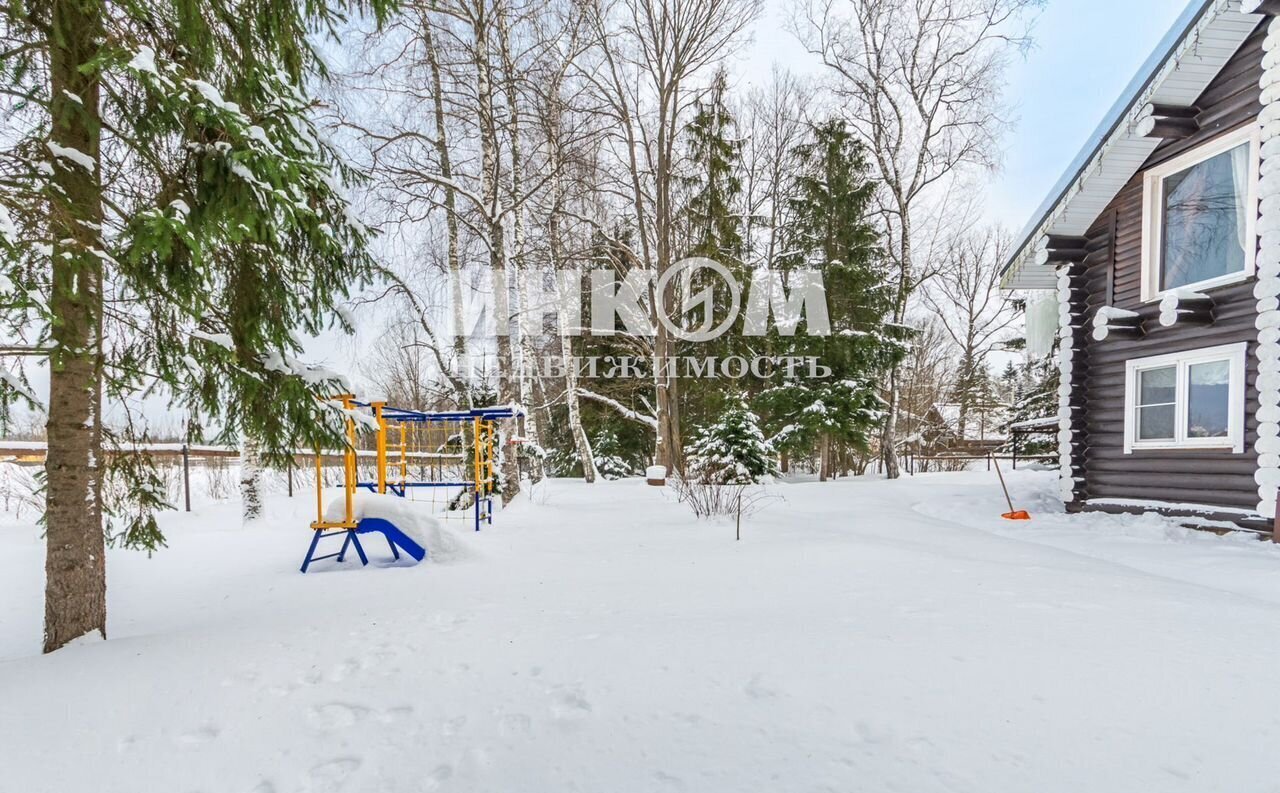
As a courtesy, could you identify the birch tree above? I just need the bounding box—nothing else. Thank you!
[580,0,759,473]
[794,0,1041,477]
[530,12,601,481]
[924,225,1018,437]
[740,69,813,269]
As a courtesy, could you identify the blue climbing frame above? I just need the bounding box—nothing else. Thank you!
[301,400,522,572]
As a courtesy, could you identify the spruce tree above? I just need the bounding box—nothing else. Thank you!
[756,120,908,478]
[590,428,636,480]
[0,0,391,651]
[1003,358,1060,459]
[686,396,777,485]
[679,67,749,430]
[684,68,744,264]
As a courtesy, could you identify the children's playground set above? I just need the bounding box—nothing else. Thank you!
[300,396,522,573]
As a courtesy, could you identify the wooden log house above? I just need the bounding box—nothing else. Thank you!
[1002,0,1280,532]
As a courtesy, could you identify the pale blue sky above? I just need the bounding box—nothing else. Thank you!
[738,0,1196,232]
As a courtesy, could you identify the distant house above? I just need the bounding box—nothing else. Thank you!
[1003,0,1280,531]
[900,403,1007,461]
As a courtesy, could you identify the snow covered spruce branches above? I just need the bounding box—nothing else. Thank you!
[0,0,393,651]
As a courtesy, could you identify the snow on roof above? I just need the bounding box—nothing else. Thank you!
[1002,0,1262,290]
[1009,417,1059,430]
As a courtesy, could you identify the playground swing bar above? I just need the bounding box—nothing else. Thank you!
[300,395,522,573]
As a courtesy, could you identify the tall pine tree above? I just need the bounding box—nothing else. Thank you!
[0,0,391,651]
[679,68,750,430]
[756,120,909,480]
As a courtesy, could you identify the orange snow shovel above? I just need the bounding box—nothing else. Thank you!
[992,457,1031,521]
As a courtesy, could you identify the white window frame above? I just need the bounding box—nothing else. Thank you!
[1140,124,1260,303]
[1123,342,1247,454]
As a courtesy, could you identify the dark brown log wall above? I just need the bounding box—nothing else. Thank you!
[1071,21,1266,512]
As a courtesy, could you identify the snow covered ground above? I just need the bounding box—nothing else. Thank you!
[4,470,1280,792]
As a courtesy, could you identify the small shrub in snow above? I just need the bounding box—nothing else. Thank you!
[0,461,42,519]
[685,397,777,485]
[591,429,636,480]
[677,400,780,529]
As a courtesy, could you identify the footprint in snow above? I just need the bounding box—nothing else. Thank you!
[549,687,592,721]
[854,721,895,745]
[375,705,415,725]
[307,703,369,731]
[328,658,364,683]
[176,725,221,745]
[743,675,777,700]
[307,757,362,793]
[422,764,454,791]
[498,712,533,735]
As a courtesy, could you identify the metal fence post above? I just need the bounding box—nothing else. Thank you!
[182,443,191,512]
[1273,488,1280,543]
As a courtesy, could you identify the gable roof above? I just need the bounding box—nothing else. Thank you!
[1002,0,1264,290]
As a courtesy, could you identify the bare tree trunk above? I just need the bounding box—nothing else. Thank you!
[44,0,106,653]
[881,215,910,480]
[653,80,682,474]
[421,14,468,373]
[497,9,544,482]
[819,433,831,482]
[545,115,597,482]
[473,7,520,501]
[240,433,262,523]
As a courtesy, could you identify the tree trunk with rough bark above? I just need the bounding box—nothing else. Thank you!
[880,211,911,480]
[240,434,263,523]
[44,0,107,654]
[819,433,831,482]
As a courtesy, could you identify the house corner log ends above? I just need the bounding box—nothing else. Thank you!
[1253,14,1280,518]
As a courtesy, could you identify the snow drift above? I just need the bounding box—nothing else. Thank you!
[323,492,477,563]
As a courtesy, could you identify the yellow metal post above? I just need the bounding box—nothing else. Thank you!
[373,401,387,495]
[473,417,482,500]
[313,447,323,527]
[343,395,356,525]
[308,394,361,531]
[485,420,494,496]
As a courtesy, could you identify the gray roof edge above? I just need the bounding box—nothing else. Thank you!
[1002,0,1220,276]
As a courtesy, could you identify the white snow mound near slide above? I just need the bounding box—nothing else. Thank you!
[323,492,477,563]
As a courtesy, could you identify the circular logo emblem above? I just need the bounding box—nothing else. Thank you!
[654,257,741,342]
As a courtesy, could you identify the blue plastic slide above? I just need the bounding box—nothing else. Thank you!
[356,517,427,563]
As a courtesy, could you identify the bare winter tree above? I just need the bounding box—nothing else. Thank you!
[794,0,1042,477]
[896,316,958,456]
[579,0,760,473]
[739,68,814,268]
[337,0,580,499]
[528,10,602,482]
[924,224,1018,437]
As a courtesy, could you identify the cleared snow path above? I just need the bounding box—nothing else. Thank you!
[3,472,1280,792]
